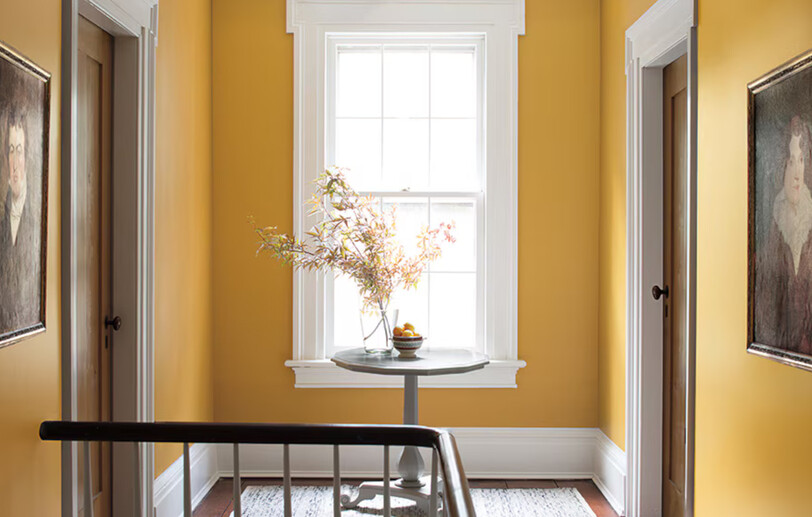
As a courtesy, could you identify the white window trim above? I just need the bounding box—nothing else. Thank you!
[325,34,486,357]
[285,0,526,388]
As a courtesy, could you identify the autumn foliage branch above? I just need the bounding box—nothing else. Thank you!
[253,168,455,310]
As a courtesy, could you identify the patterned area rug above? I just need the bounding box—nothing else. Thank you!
[231,485,596,517]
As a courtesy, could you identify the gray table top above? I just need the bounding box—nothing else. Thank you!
[331,348,489,376]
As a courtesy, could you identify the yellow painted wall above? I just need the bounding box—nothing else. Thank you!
[694,0,812,514]
[599,0,812,512]
[0,0,216,499]
[211,0,601,428]
[154,0,215,475]
[597,0,657,451]
[0,0,62,513]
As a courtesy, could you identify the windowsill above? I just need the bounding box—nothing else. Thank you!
[284,358,527,388]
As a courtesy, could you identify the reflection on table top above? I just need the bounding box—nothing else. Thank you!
[331,347,489,376]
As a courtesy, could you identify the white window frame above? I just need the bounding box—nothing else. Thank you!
[284,0,526,388]
[325,35,486,357]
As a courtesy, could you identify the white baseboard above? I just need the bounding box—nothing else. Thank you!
[450,428,597,478]
[153,443,219,517]
[214,428,598,480]
[593,430,627,516]
[152,428,626,516]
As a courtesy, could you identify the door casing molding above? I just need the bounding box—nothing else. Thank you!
[60,0,158,515]
[625,0,697,515]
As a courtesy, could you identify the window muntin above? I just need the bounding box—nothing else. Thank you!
[329,39,483,192]
[326,36,485,355]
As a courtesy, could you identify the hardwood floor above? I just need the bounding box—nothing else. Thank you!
[193,477,619,517]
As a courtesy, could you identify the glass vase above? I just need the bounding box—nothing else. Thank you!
[360,306,398,354]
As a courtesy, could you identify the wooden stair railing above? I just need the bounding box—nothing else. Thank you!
[39,421,476,517]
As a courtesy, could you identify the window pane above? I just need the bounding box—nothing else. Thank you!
[335,119,381,190]
[390,273,429,338]
[337,49,382,117]
[431,49,476,118]
[428,273,476,349]
[382,197,428,258]
[333,273,362,348]
[382,119,429,191]
[430,119,478,190]
[430,199,476,272]
[384,48,429,118]
[329,38,483,355]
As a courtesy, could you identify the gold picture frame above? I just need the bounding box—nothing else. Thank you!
[747,48,812,371]
[0,40,51,348]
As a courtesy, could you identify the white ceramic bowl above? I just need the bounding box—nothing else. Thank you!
[392,336,425,358]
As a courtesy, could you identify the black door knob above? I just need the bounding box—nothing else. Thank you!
[105,316,122,331]
[652,285,670,300]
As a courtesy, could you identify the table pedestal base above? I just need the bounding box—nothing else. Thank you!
[340,477,444,515]
[398,445,425,487]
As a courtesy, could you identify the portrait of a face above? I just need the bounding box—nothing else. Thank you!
[8,122,26,211]
[0,42,50,348]
[749,49,812,370]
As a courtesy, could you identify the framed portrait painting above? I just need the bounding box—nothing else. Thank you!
[748,48,812,371]
[0,41,50,348]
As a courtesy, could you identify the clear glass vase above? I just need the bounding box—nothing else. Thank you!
[360,306,398,354]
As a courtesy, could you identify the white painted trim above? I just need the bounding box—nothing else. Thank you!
[285,359,527,388]
[59,2,80,515]
[287,0,525,32]
[214,428,623,480]
[625,0,693,69]
[153,444,220,517]
[625,0,696,515]
[153,428,625,514]
[450,428,596,479]
[60,0,158,515]
[594,431,627,516]
[79,0,155,34]
[322,34,488,359]
[285,0,525,386]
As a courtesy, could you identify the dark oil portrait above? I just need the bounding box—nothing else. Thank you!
[0,41,50,348]
[748,49,812,371]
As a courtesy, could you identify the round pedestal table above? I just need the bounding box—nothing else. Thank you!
[331,347,488,514]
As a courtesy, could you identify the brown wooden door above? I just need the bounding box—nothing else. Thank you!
[77,15,114,517]
[662,54,688,517]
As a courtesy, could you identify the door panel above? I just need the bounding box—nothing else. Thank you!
[663,54,688,517]
[77,15,113,517]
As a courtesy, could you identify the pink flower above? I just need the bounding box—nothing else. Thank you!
[254,167,455,309]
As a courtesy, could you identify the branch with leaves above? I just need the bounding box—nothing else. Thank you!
[253,168,455,310]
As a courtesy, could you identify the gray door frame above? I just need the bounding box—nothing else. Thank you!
[625,0,698,515]
[60,0,158,515]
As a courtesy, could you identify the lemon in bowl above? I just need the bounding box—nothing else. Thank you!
[392,323,424,358]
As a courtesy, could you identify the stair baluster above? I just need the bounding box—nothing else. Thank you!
[333,445,341,517]
[284,444,292,517]
[383,445,391,517]
[83,441,94,517]
[233,443,242,517]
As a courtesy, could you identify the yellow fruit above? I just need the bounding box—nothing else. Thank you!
[413,332,421,337]
[402,329,414,337]
[393,326,404,337]
[403,322,415,331]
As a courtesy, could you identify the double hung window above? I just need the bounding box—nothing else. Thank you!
[327,36,484,355]
[285,0,525,388]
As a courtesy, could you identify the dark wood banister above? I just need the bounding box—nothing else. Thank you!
[39,420,476,517]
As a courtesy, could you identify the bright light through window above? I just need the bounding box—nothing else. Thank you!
[328,38,483,353]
